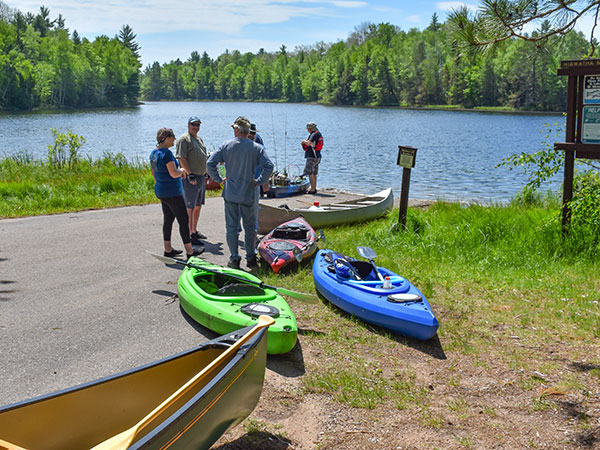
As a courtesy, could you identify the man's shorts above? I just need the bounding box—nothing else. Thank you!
[304,157,321,176]
[182,174,206,209]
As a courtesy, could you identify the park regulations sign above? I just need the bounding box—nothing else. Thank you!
[582,106,600,143]
[584,75,600,104]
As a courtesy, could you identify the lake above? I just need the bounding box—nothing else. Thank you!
[2,102,565,203]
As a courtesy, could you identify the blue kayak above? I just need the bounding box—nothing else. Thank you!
[312,249,439,340]
[266,175,309,198]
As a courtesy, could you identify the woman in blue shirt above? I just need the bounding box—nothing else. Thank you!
[150,127,203,259]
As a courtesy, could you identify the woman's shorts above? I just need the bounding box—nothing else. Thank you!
[304,157,321,176]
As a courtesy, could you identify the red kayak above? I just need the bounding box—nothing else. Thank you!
[258,217,318,274]
[206,177,221,190]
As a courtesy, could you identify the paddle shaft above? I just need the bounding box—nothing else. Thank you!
[149,252,318,303]
[169,256,282,290]
[369,259,386,282]
[91,316,275,450]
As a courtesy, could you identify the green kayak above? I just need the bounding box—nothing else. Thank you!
[178,257,298,354]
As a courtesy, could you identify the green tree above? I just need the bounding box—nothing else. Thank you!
[142,62,163,100]
[117,24,141,105]
[449,1,600,55]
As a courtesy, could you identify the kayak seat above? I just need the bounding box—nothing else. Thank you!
[216,283,265,297]
[272,223,309,240]
[349,261,374,279]
[324,252,374,280]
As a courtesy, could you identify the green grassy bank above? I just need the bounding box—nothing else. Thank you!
[0,153,221,218]
[251,202,599,447]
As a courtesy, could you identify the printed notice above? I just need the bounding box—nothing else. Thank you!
[584,75,600,104]
[582,106,600,143]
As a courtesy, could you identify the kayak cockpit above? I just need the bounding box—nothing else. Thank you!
[191,273,278,302]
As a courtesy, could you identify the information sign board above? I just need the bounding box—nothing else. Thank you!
[396,146,417,168]
[582,105,600,143]
[584,75,600,104]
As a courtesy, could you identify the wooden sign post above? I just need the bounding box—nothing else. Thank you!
[396,145,417,229]
[555,59,600,232]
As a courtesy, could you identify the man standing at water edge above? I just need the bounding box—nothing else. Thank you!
[301,122,323,194]
[176,115,208,246]
[207,116,273,269]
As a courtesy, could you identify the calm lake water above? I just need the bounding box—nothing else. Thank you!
[2,102,565,203]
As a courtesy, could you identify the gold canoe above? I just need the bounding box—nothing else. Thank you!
[0,317,274,450]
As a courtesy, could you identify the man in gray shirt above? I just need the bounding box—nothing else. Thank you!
[207,116,273,269]
[176,115,208,245]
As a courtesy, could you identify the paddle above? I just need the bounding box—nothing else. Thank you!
[293,229,326,263]
[148,252,319,304]
[90,315,275,450]
[356,246,385,282]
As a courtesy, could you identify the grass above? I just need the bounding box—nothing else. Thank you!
[252,199,599,442]
[0,152,221,218]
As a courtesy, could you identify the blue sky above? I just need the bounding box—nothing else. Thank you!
[7,0,598,68]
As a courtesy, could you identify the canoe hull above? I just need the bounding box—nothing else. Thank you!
[258,188,393,234]
[0,326,268,450]
[258,217,318,273]
[313,249,439,340]
[178,258,298,354]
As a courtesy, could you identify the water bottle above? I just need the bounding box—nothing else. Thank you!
[308,201,322,211]
[383,276,393,289]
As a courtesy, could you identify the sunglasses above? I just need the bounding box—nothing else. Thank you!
[190,122,201,127]
[158,129,175,143]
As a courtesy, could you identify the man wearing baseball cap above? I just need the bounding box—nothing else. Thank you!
[207,116,273,269]
[176,115,208,246]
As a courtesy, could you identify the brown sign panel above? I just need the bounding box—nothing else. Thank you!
[561,59,600,69]
[558,59,600,76]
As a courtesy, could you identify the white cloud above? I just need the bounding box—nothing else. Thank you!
[436,2,478,12]
[330,1,367,7]
[8,0,324,34]
[406,15,421,23]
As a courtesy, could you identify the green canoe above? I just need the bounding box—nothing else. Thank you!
[178,257,298,354]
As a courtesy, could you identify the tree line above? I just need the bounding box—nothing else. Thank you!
[0,2,141,109]
[0,2,593,112]
[140,16,591,111]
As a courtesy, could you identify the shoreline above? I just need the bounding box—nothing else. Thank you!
[0,100,565,117]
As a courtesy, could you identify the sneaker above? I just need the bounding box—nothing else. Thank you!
[307,190,317,195]
[190,235,203,246]
[164,249,183,257]
[227,258,241,269]
[191,231,207,240]
[187,247,205,259]
[246,257,258,268]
